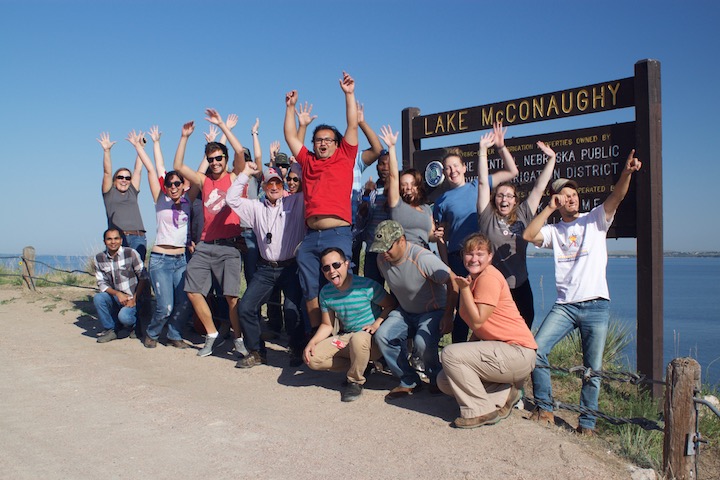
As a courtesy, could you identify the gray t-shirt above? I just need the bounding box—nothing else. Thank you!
[103,185,145,232]
[390,201,433,249]
[378,243,450,313]
[478,201,533,288]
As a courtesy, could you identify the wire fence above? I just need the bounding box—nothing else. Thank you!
[0,255,97,291]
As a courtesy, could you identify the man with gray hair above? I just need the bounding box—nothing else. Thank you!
[371,220,457,399]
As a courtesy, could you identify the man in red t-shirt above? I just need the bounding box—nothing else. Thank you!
[283,71,359,331]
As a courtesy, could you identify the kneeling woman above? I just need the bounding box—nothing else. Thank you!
[438,234,537,428]
[304,248,397,402]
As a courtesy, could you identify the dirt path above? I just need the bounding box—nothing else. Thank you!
[0,286,635,479]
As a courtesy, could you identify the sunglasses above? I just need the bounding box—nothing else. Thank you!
[116,175,132,181]
[321,261,344,273]
[167,181,183,188]
[287,177,300,183]
[207,155,226,163]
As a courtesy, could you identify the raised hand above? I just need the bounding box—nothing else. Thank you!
[97,132,116,151]
[364,176,376,193]
[492,121,507,149]
[624,149,642,173]
[251,117,260,135]
[148,125,162,143]
[286,90,298,107]
[479,131,495,150]
[536,141,556,158]
[339,71,355,94]
[125,130,147,148]
[295,102,317,127]
[226,113,238,130]
[454,274,472,290]
[181,121,195,138]
[204,125,219,143]
[378,125,398,148]
[549,193,566,210]
[243,161,259,177]
[270,140,280,158]
[205,108,223,126]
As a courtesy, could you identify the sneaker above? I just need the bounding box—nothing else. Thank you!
[453,411,500,429]
[235,351,267,369]
[576,425,596,436]
[498,386,523,420]
[341,382,363,402]
[234,338,249,357]
[167,339,189,349]
[197,335,218,357]
[528,407,555,426]
[143,336,157,348]
[97,329,117,343]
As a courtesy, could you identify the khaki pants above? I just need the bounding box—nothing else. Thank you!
[307,331,381,385]
[437,341,536,418]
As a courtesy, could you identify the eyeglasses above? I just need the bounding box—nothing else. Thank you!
[313,137,336,145]
[265,232,272,245]
[207,155,226,163]
[266,179,284,187]
[167,181,183,188]
[116,175,131,181]
[321,261,344,273]
[495,193,516,200]
[287,177,300,183]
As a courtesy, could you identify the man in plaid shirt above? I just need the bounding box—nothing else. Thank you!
[93,228,147,343]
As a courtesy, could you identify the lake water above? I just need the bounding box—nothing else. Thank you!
[3,253,719,385]
[528,256,720,386]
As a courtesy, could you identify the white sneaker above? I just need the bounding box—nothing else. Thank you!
[234,338,249,357]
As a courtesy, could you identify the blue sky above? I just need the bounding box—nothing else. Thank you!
[1,0,719,255]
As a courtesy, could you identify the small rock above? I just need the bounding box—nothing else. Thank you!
[628,466,657,480]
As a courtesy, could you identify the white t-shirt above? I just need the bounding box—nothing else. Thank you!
[540,205,612,303]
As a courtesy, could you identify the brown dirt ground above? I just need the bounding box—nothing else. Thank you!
[0,285,647,479]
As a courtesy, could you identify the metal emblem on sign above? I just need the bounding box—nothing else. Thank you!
[425,161,444,188]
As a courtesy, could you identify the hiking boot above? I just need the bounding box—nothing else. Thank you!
[97,329,117,343]
[341,382,363,402]
[453,411,500,429]
[235,351,266,369]
[498,386,523,420]
[167,339,189,349]
[143,336,157,348]
[528,407,555,426]
[197,335,219,357]
[576,425,596,436]
[234,338,249,357]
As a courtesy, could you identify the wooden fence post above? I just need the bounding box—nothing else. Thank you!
[663,357,701,480]
[21,246,36,291]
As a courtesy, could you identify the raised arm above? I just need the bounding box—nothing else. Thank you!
[379,125,401,209]
[489,121,518,185]
[295,101,316,146]
[131,154,143,191]
[268,140,280,168]
[357,101,383,165]
[148,125,166,177]
[250,118,263,177]
[523,194,563,246]
[284,90,304,157]
[340,71,358,146]
[173,121,204,187]
[476,130,496,214]
[206,108,245,175]
[603,149,641,221]
[219,113,238,146]
[98,132,116,193]
[527,141,557,212]
[127,130,160,202]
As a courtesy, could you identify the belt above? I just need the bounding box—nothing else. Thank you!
[123,230,146,236]
[259,257,296,268]
[151,252,185,258]
[206,236,241,245]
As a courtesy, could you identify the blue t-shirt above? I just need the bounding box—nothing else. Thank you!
[433,179,479,253]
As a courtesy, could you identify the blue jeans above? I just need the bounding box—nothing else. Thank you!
[237,263,304,354]
[297,226,352,301]
[93,291,137,330]
[448,251,469,343]
[531,299,610,429]
[123,233,147,262]
[146,253,191,341]
[241,229,259,283]
[374,307,443,387]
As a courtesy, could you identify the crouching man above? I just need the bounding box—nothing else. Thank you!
[93,228,147,343]
[304,247,396,402]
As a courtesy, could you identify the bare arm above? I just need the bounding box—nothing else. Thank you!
[357,101,383,165]
[303,310,335,364]
[173,121,204,187]
[250,118,263,177]
[284,90,303,156]
[603,149,641,221]
[220,113,238,146]
[489,122,518,185]
[477,130,496,214]
[361,292,398,334]
[340,71,358,146]
[523,195,563,246]
[131,155,143,191]
[378,125,400,208]
[127,130,160,202]
[526,141,557,213]
[440,274,458,335]
[149,126,166,177]
[97,132,116,193]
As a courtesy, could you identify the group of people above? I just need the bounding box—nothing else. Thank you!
[92,71,642,433]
